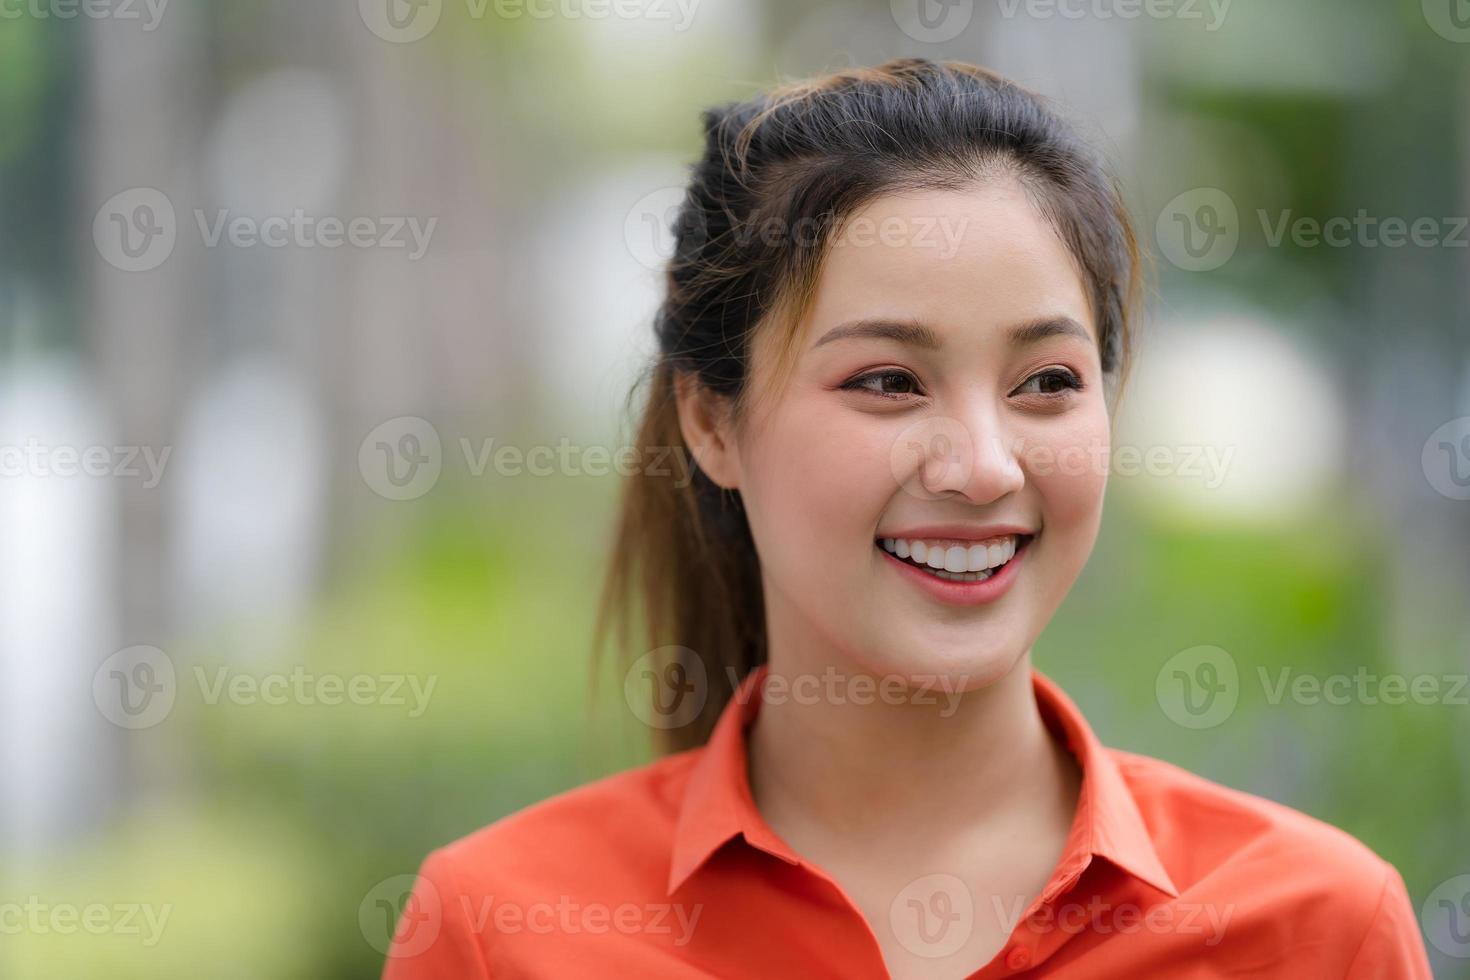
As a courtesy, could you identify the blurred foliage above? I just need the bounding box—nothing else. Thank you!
[0,804,330,978]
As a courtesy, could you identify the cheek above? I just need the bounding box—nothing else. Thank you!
[739,402,893,559]
[1024,407,1111,540]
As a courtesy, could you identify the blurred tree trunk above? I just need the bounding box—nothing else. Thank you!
[82,9,203,830]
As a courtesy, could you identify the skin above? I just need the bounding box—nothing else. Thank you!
[674,174,1114,978]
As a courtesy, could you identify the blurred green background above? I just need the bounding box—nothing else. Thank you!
[2,0,1468,976]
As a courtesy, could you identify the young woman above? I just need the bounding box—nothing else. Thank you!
[383,59,1431,978]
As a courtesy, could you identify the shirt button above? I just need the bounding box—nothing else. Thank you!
[1005,946,1032,970]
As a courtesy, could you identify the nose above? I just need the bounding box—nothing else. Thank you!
[905,406,1025,504]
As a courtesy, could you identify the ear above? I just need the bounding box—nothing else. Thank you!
[674,370,741,490]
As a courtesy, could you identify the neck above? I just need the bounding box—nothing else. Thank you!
[746,613,1079,845]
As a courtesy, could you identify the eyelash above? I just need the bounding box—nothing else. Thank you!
[839,367,1085,401]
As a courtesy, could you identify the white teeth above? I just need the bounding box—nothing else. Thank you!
[879,533,1024,573]
[944,546,968,573]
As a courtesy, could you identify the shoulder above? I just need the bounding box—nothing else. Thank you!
[1106,748,1429,977]
[427,747,701,892]
[1109,746,1392,887]
[381,750,709,977]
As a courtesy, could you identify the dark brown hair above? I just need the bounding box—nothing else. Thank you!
[595,57,1142,754]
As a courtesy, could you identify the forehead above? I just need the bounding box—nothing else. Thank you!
[800,178,1095,349]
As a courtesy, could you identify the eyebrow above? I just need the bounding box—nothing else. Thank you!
[811,315,1093,351]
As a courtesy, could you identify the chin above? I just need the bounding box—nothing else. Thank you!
[842,627,1029,692]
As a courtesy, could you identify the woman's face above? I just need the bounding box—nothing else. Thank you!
[683,177,1111,689]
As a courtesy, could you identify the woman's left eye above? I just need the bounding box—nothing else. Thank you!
[1015,368,1085,398]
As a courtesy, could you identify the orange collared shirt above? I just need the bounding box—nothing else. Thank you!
[381,664,1432,978]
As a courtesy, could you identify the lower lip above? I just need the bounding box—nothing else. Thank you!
[876,536,1032,607]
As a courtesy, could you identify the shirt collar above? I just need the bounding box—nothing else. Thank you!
[667,663,1180,900]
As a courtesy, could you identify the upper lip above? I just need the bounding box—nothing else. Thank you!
[876,523,1038,542]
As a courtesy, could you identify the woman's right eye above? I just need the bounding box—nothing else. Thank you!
[840,370,923,399]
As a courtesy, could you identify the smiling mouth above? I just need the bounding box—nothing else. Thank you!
[874,533,1036,583]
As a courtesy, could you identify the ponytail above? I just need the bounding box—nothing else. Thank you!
[594,359,766,753]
